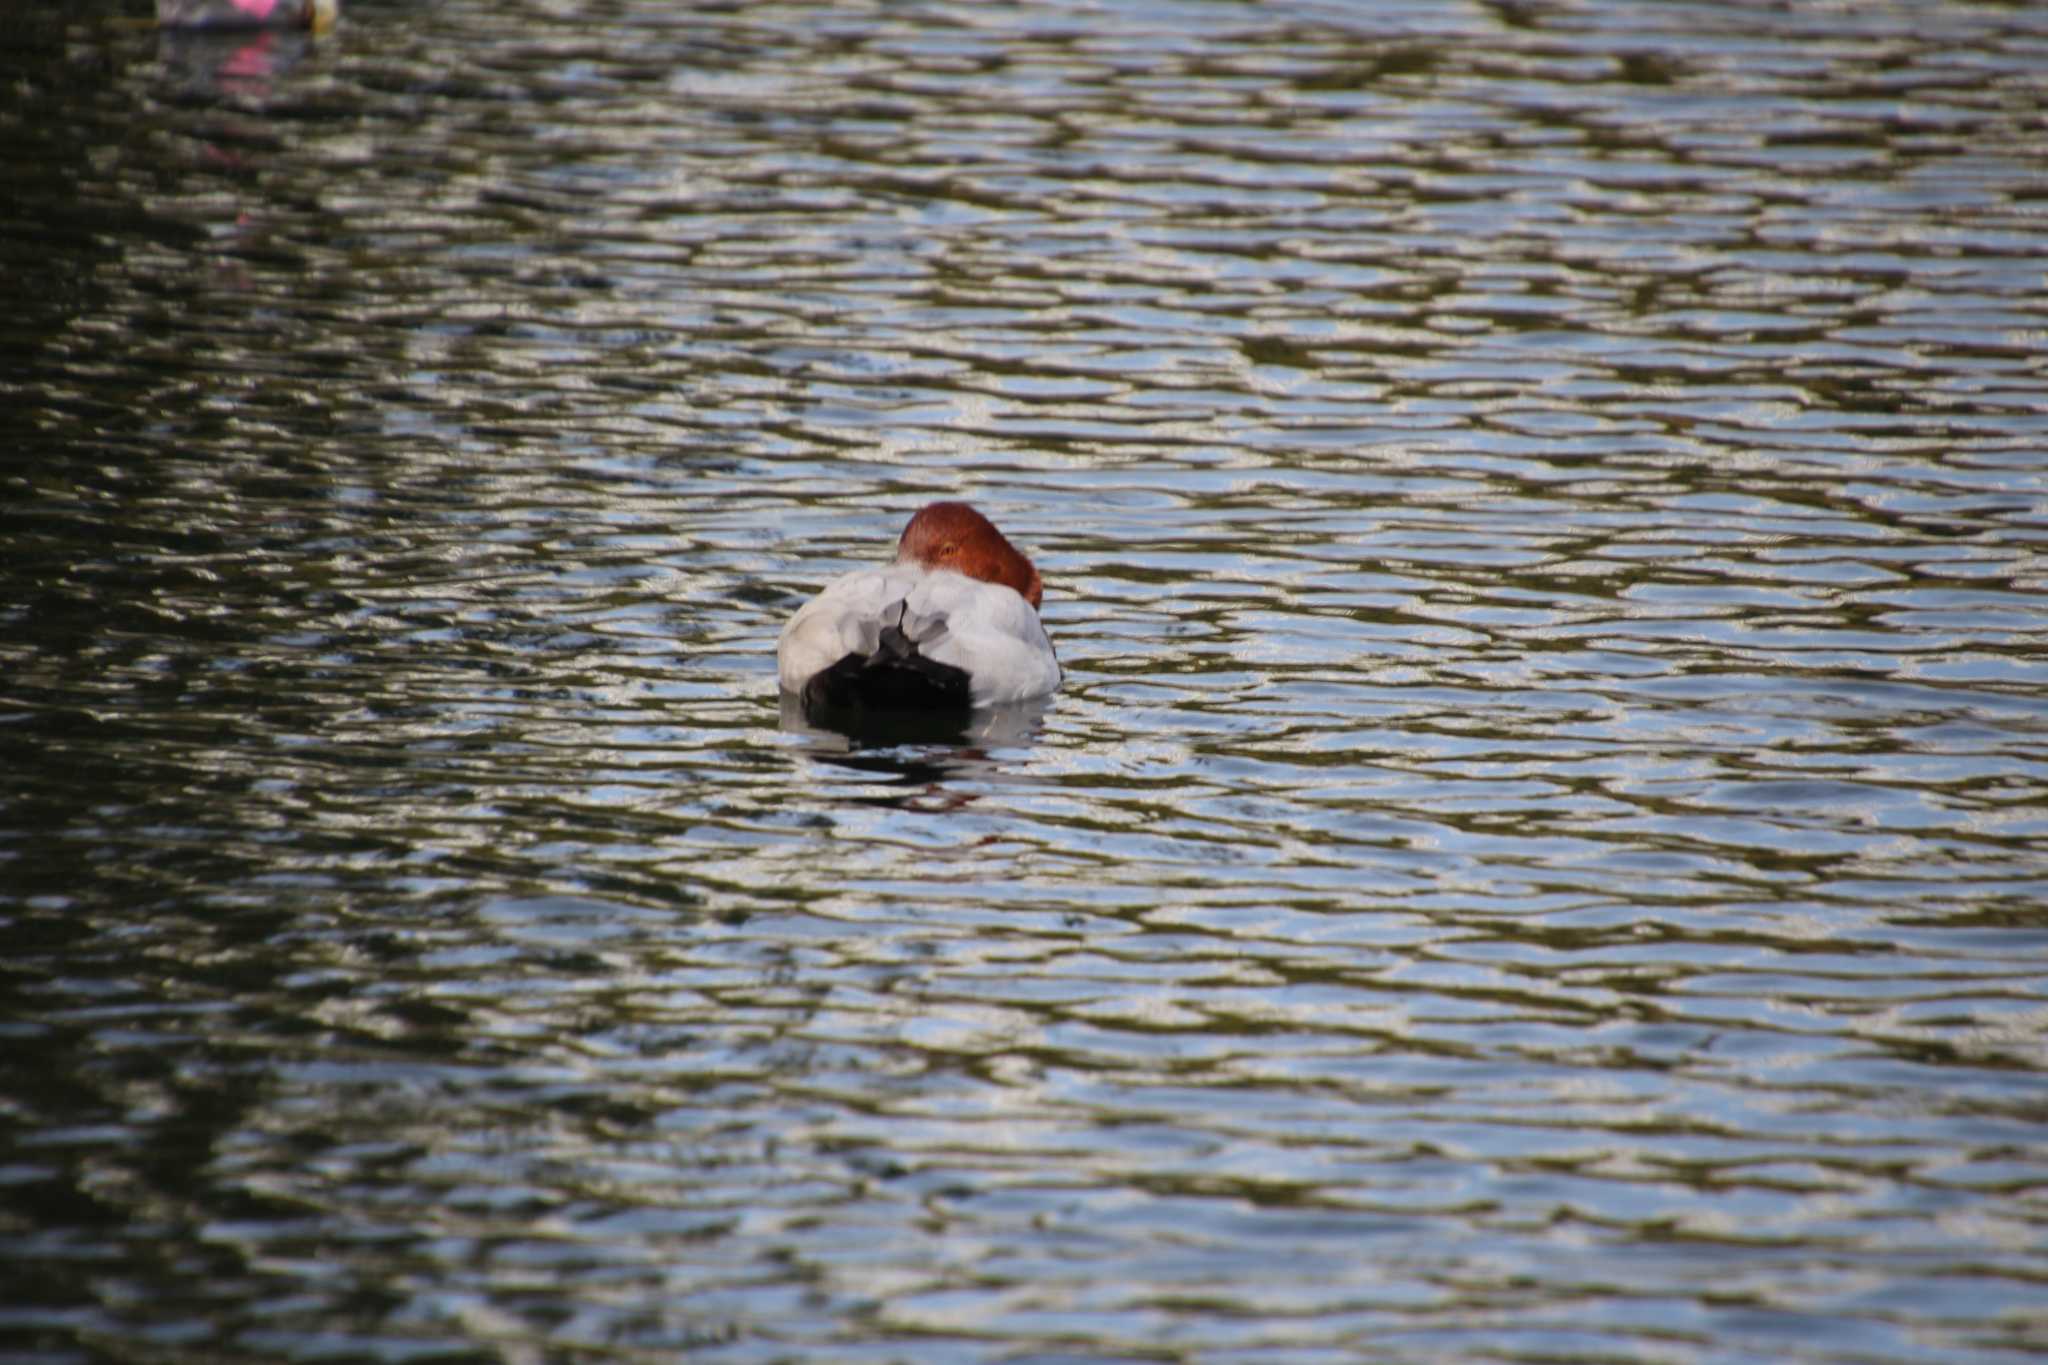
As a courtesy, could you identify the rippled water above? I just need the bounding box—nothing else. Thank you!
[4,1,2048,1361]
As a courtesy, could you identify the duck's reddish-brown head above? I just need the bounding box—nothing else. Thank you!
[895,501,1044,610]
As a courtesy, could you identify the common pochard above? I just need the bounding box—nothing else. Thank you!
[778,502,1060,712]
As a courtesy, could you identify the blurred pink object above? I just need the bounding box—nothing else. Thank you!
[156,0,337,29]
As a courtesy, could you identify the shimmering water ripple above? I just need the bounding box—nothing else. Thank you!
[2,1,2046,1361]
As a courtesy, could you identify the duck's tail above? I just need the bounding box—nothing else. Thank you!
[800,599,972,713]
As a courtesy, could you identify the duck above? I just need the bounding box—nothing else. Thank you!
[778,502,1060,714]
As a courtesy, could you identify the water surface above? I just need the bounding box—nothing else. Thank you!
[3,1,2047,1361]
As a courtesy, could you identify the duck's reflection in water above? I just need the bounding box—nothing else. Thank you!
[778,692,1052,810]
[158,22,325,102]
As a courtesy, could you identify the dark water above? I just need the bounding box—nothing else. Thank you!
[4,1,2047,1361]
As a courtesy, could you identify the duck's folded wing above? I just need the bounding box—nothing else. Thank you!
[777,566,918,694]
[907,573,1061,706]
